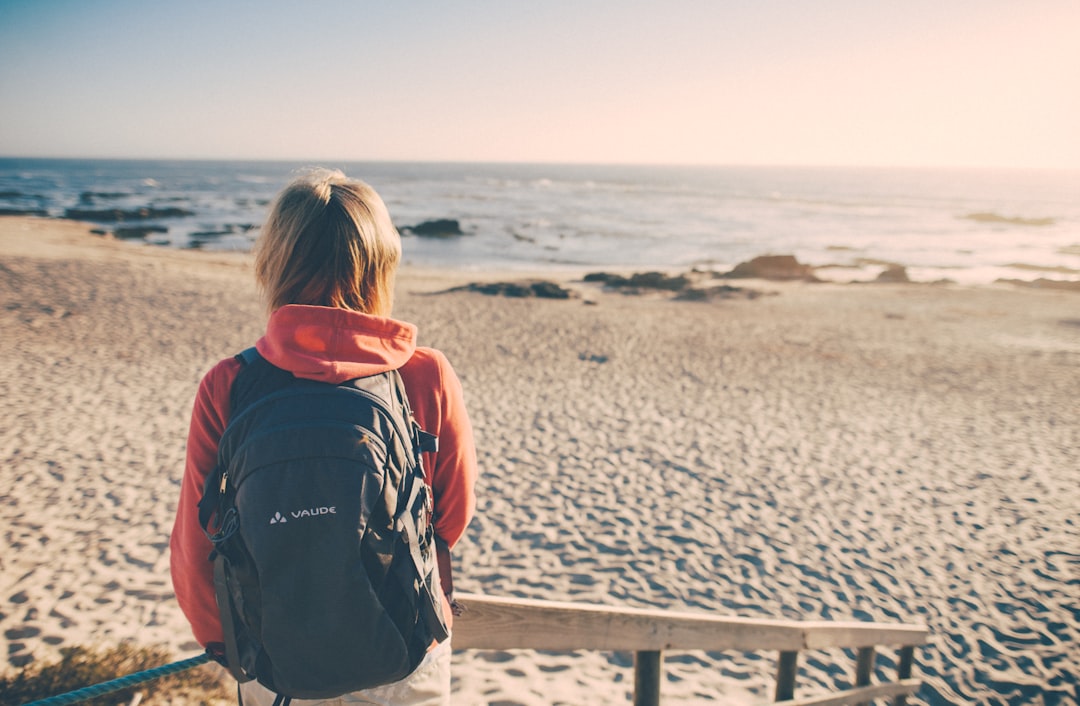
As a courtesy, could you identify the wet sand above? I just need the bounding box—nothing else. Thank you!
[1,216,1077,704]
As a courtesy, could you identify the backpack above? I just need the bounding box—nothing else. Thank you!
[197,347,449,700]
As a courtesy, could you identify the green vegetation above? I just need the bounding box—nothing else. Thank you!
[0,644,230,706]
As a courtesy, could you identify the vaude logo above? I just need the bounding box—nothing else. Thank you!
[270,507,336,525]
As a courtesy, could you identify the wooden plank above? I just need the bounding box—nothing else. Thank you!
[452,593,806,651]
[774,679,922,706]
[451,594,926,652]
[775,650,799,702]
[633,651,662,706]
[801,623,929,650]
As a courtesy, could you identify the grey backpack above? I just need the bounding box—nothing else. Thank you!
[198,348,448,700]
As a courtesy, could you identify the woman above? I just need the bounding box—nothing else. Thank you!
[170,169,478,706]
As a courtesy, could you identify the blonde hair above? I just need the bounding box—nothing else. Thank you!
[254,169,401,316]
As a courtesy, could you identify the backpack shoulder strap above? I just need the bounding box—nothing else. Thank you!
[388,369,438,455]
[198,347,287,534]
[229,347,294,418]
[236,346,261,366]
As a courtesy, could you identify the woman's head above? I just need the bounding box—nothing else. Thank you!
[255,169,401,316]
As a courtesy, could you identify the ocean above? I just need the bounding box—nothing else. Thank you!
[1,158,1077,284]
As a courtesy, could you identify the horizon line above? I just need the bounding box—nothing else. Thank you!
[1,154,1077,173]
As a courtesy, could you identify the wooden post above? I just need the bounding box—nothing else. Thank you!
[854,646,875,706]
[893,645,915,706]
[634,650,663,706]
[775,650,799,701]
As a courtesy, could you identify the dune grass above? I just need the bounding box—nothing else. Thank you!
[0,643,231,706]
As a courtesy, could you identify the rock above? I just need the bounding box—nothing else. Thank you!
[402,219,464,237]
[675,285,765,302]
[0,208,47,216]
[963,212,1054,227]
[113,225,169,240]
[996,278,1080,292]
[584,271,691,291]
[875,265,910,283]
[722,255,818,281]
[529,281,575,299]
[64,206,194,222]
[450,280,577,299]
[78,191,129,203]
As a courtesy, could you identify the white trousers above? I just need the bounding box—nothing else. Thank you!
[238,638,452,706]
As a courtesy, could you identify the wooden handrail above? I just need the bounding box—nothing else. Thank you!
[452,593,927,651]
[452,593,928,706]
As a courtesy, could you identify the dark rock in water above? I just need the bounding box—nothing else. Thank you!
[584,271,690,291]
[875,265,910,283]
[0,208,48,216]
[113,225,168,240]
[451,280,577,299]
[78,191,129,204]
[402,219,465,237]
[722,254,819,281]
[191,223,258,241]
[64,206,194,222]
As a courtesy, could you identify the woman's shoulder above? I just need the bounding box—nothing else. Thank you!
[400,346,454,384]
[197,354,244,400]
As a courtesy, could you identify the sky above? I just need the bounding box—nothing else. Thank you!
[0,0,1077,169]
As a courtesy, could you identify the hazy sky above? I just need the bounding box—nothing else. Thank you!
[1,0,1077,168]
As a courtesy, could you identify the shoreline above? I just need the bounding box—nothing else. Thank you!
[2,216,1077,704]
[3,157,1079,290]
[6,215,1079,292]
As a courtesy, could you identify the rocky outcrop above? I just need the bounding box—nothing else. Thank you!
[64,206,194,222]
[112,226,169,240]
[875,265,910,283]
[450,280,577,299]
[584,271,690,291]
[675,284,767,301]
[722,254,819,281]
[996,278,1080,292]
[585,270,766,302]
[78,191,129,203]
[0,208,48,216]
[963,212,1054,227]
[401,219,465,237]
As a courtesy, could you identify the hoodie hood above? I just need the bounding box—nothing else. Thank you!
[256,305,418,383]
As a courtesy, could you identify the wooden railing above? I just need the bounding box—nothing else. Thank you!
[452,594,928,706]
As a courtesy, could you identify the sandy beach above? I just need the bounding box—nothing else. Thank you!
[1,216,1077,705]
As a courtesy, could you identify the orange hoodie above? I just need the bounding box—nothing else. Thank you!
[169,305,478,648]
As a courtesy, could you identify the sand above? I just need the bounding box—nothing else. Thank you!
[1,216,1077,705]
